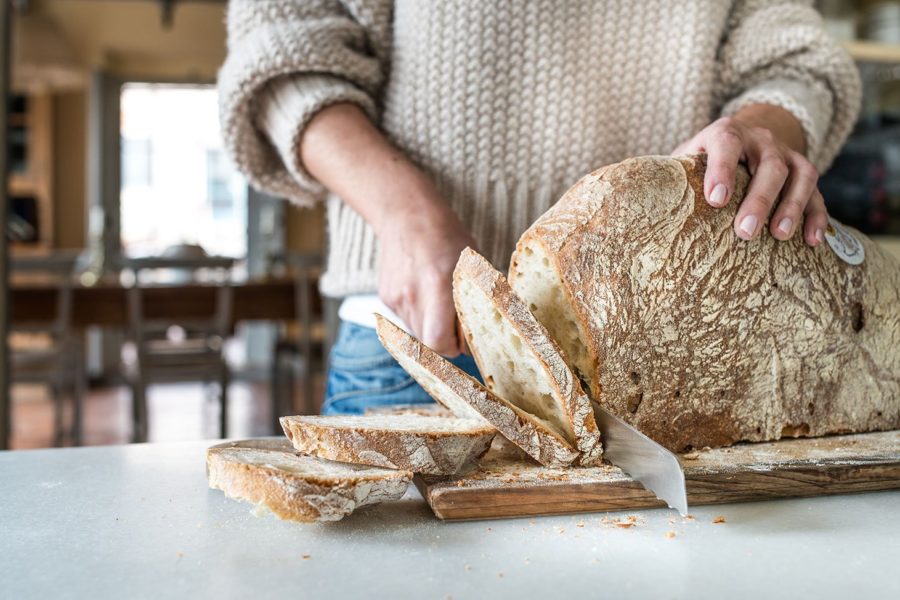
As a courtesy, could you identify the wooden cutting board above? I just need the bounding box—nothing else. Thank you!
[415,430,900,521]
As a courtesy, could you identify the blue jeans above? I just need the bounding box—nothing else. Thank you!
[322,321,482,415]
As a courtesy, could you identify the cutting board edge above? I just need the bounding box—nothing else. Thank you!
[419,460,900,521]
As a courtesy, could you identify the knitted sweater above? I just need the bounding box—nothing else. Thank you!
[219,0,861,298]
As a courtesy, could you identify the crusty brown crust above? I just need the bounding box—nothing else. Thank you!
[206,444,411,522]
[453,248,603,466]
[375,313,579,467]
[374,314,488,423]
[512,154,900,452]
[280,415,496,475]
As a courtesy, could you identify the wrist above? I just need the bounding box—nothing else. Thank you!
[367,165,454,235]
[731,103,806,155]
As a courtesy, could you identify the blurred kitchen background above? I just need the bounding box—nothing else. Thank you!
[1,0,328,450]
[0,0,899,450]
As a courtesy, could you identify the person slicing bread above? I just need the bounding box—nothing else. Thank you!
[219,1,861,415]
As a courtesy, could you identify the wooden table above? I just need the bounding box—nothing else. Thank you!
[9,277,316,328]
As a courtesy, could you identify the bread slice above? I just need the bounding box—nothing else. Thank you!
[364,403,455,418]
[452,248,603,466]
[375,313,579,467]
[280,414,496,475]
[510,154,900,451]
[206,439,411,522]
[373,314,486,422]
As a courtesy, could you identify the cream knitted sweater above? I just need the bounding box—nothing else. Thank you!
[219,0,860,298]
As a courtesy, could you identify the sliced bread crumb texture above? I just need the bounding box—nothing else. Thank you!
[452,248,603,466]
[280,414,496,475]
[376,313,579,467]
[206,443,411,522]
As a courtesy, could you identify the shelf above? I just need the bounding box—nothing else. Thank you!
[8,174,40,196]
[844,40,900,63]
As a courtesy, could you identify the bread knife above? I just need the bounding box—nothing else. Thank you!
[593,404,689,515]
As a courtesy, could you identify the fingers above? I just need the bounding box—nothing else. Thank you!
[733,148,789,240]
[769,155,818,241]
[803,189,828,247]
[701,119,745,208]
[419,271,462,357]
[384,283,422,346]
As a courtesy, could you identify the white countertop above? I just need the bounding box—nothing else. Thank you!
[1,441,898,600]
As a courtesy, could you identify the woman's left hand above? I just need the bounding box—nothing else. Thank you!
[673,104,826,247]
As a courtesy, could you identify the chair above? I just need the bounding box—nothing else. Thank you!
[121,255,235,442]
[9,253,86,446]
[270,252,324,431]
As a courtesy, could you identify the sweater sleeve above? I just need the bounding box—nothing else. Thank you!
[218,0,392,206]
[715,0,861,172]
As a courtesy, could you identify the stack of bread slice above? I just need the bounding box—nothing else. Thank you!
[207,408,496,521]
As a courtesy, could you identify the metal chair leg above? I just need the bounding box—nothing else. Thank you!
[219,368,229,439]
[51,382,65,447]
[272,340,297,432]
[271,343,282,435]
[131,378,148,443]
[72,356,85,447]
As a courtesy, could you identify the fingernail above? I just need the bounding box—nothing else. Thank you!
[739,215,758,238]
[777,218,793,236]
[815,228,824,245]
[710,184,727,206]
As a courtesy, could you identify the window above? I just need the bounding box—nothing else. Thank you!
[119,83,247,258]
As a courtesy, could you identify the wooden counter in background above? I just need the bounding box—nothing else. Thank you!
[9,277,318,328]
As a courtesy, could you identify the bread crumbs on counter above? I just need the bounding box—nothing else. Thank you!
[665,531,677,539]
[302,554,311,560]
[464,565,472,571]
[497,572,504,579]
[486,527,492,532]
[683,514,696,521]
[713,515,726,524]
[576,521,585,528]
[606,514,641,529]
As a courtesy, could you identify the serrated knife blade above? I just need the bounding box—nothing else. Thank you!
[593,404,689,515]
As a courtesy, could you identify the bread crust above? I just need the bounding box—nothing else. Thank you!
[512,154,900,452]
[280,414,496,475]
[206,443,411,522]
[453,248,603,466]
[375,314,579,467]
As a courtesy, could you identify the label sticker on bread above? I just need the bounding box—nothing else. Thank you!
[824,217,864,266]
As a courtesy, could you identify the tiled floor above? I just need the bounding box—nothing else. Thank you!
[9,379,323,450]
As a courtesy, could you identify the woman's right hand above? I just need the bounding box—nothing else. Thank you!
[375,201,476,357]
[299,103,474,355]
